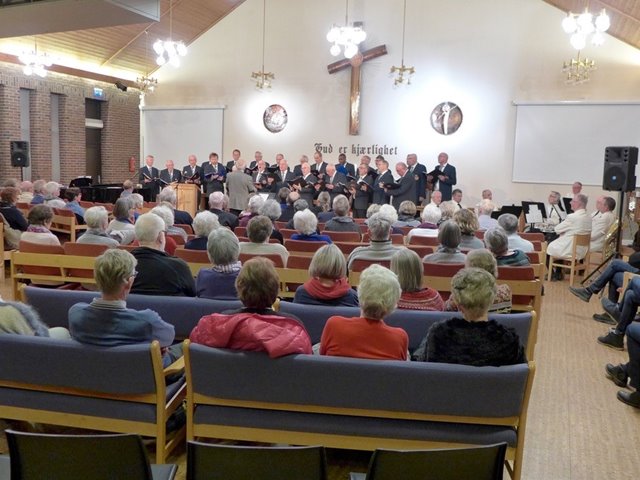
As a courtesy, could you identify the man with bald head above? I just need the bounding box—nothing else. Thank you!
[385,162,416,210]
[160,160,182,185]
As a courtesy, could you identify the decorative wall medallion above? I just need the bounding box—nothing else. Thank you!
[263,104,288,133]
[430,101,462,135]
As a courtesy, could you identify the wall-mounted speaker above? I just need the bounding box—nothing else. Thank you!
[603,146,638,192]
[10,140,30,168]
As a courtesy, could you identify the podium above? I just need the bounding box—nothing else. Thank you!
[176,183,199,217]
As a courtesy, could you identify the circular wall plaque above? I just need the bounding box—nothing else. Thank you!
[263,104,288,133]
[430,101,463,135]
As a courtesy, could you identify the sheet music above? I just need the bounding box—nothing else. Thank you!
[525,205,543,224]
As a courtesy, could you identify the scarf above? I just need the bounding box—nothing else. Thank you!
[212,261,242,274]
[303,277,351,300]
[26,225,51,234]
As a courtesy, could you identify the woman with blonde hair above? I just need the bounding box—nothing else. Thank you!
[391,249,444,311]
[453,208,484,250]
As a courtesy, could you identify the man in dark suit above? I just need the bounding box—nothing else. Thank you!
[225,148,241,172]
[434,151,457,201]
[249,150,270,170]
[406,153,427,204]
[360,154,377,177]
[386,162,417,210]
[275,156,295,190]
[208,191,238,230]
[311,151,328,177]
[323,163,347,202]
[159,160,182,185]
[182,154,202,185]
[139,154,160,198]
[350,163,374,218]
[294,162,317,206]
[336,153,356,178]
[372,159,393,205]
[201,152,226,195]
[292,154,309,177]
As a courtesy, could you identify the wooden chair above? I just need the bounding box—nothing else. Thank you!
[63,242,110,279]
[497,266,537,312]
[284,239,328,255]
[407,245,434,258]
[50,208,88,242]
[79,201,95,209]
[282,256,312,293]
[547,233,591,286]
[321,230,361,243]
[348,258,391,286]
[0,221,15,280]
[422,262,465,299]
[398,226,413,236]
[334,241,367,255]
[239,252,285,267]
[16,202,30,218]
[167,233,186,246]
[117,244,138,252]
[234,226,248,238]
[175,248,210,264]
[274,221,288,231]
[520,232,545,242]
[359,224,369,234]
[175,223,194,235]
[408,235,439,246]
[280,228,297,239]
[17,241,65,281]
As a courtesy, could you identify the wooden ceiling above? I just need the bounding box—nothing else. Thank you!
[543,0,640,50]
[0,0,245,79]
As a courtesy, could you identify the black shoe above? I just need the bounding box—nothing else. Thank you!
[605,363,628,387]
[601,298,621,322]
[617,390,640,409]
[569,286,592,302]
[598,330,625,351]
[593,312,617,325]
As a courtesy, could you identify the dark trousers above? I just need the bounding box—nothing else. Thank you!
[626,323,640,389]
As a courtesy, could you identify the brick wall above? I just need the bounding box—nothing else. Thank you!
[0,61,139,185]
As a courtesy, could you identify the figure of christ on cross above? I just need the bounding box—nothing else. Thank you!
[328,45,387,135]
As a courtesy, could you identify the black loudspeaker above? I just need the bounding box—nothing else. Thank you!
[10,140,30,168]
[603,146,638,192]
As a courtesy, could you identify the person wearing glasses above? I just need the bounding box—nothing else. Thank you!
[68,248,178,367]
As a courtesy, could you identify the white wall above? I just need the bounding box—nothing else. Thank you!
[147,0,640,210]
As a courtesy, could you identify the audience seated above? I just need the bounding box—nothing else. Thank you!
[107,197,136,245]
[190,257,312,357]
[394,200,420,228]
[477,199,498,230]
[68,249,178,367]
[391,249,444,311]
[323,195,361,233]
[209,191,239,230]
[146,206,179,256]
[316,192,334,222]
[17,180,34,204]
[63,187,85,223]
[453,208,484,250]
[363,203,380,224]
[445,249,512,313]
[423,221,466,264]
[378,204,404,235]
[129,193,144,221]
[185,211,220,250]
[130,213,196,297]
[484,227,530,266]
[238,194,265,227]
[259,199,284,244]
[0,186,28,232]
[284,199,310,230]
[294,244,358,307]
[158,186,193,226]
[595,276,640,350]
[43,181,65,209]
[606,322,640,409]
[0,296,69,339]
[22,205,59,246]
[546,193,591,260]
[347,213,403,269]
[239,215,289,265]
[77,206,120,247]
[406,204,441,242]
[291,209,332,243]
[498,213,534,253]
[414,268,525,366]
[30,179,46,205]
[120,179,134,197]
[197,228,241,300]
[278,191,300,223]
[438,200,457,223]
[320,264,408,360]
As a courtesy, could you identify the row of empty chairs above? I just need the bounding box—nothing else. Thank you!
[0,429,507,480]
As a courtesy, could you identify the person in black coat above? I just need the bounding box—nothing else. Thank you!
[208,191,238,231]
[350,163,373,218]
[139,155,160,198]
[406,153,427,204]
[433,152,457,201]
[201,152,226,195]
[159,160,182,185]
[322,163,348,202]
[225,148,241,172]
[0,186,28,231]
[386,162,417,210]
[311,151,328,177]
[372,159,393,205]
[182,155,203,185]
[336,153,356,178]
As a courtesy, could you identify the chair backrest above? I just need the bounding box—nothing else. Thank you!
[406,245,434,257]
[18,241,65,276]
[239,252,285,267]
[234,226,248,237]
[333,241,367,255]
[321,230,361,243]
[284,239,328,253]
[350,258,391,272]
[286,255,312,270]
[364,443,507,480]
[497,266,535,281]
[63,242,110,278]
[363,233,404,245]
[175,247,210,263]
[6,430,157,480]
[573,232,591,252]
[175,223,194,234]
[519,232,544,242]
[422,262,465,277]
[186,442,327,480]
[274,221,287,230]
[409,235,439,246]
[280,228,297,239]
[167,233,186,245]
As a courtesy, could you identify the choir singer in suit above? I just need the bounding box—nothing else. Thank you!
[350,163,374,218]
[406,153,427,204]
[182,155,202,185]
[372,159,393,205]
[323,163,348,202]
[386,162,417,210]
[433,152,457,201]
[139,154,160,198]
[160,160,182,185]
[201,152,226,194]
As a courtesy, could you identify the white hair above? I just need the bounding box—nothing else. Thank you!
[135,213,165,243]
[248,195,265,214]
[130,193,144,209]
[259,199,282,220]
[192,211,220,237]
[157,187,177,205]
[209,191,224,209]
[358,264,401,320]
[293,209,318,235]
[378,204,398,224]
[83,206,109,229]
[479,199,494,215]
[421,204,442,224]
[367,213,392,241]
[207,228,240,266]
[150,205,175,228]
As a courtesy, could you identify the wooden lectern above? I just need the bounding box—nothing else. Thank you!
[176,183,199,218]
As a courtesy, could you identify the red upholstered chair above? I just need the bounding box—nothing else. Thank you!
[398,226,413,237]
[175,224,194,235]
[362,233,404,245]
[407,245,434,258]
[349,258,391,273]
[117,244,137,252]
[531,240,542,252]
[280,229,297,240]
[174,248,210,263]
[239,252,285,267]
[287,255,312,270]
[321,230,361,243]
[284,239,328,255]
[497,266,537,312]
[520,232,544,242]
[274,221,288,231]
[334,242,367,255]
[234,226,248,238]
[167,233,185,246]
[408,235,439,246]
[422,262,465,300]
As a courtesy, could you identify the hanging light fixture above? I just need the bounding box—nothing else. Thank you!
[137,29,158,99]
[562,7,610,49]
[390,0,414,86]
[153,0,187,67]
[19,37,52,78]
[562,51,596,85]
[326,0,366,59]
[251,0,274,89]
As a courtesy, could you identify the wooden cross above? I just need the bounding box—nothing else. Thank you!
[328,45,387,135]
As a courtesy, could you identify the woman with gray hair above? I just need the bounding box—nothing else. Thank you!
[391,249,444,311]
[155,203,187,242]
[316,191,334,223]
[438,200,457,224]
[395,200,420,228]
[291,209,332,243]
[414,267,525,366]
[423,221,466,263]
[484,227,530,266]
[320,264,408,360]
[145,205,178,255]
[294,244,358,306]
[185,211,220,250]
[259,198,284,244]
[196,228,241,300]
[77,206,120,247]
[445,248,512,313]
[453,208,484,250]
[406,204,441,242]
[239,194,265,227]
[107,197,135,245]
[22,205,59,246]
[239,215,289,265]
[324,195,360,233]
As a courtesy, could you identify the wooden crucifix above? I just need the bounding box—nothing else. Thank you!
[328,45,387,135]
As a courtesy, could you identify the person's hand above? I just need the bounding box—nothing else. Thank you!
[326,184,334,190]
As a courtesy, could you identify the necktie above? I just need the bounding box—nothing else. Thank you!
[213,165,217,174]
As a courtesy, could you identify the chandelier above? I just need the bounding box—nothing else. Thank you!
[390,0,414,86]
[562,51,596,85]
[326,0,366,59]
[153,0,187,67]
[136,75,157,94]
[562,8,610,50]
[251,0,274,89]
[19,38,52,77]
